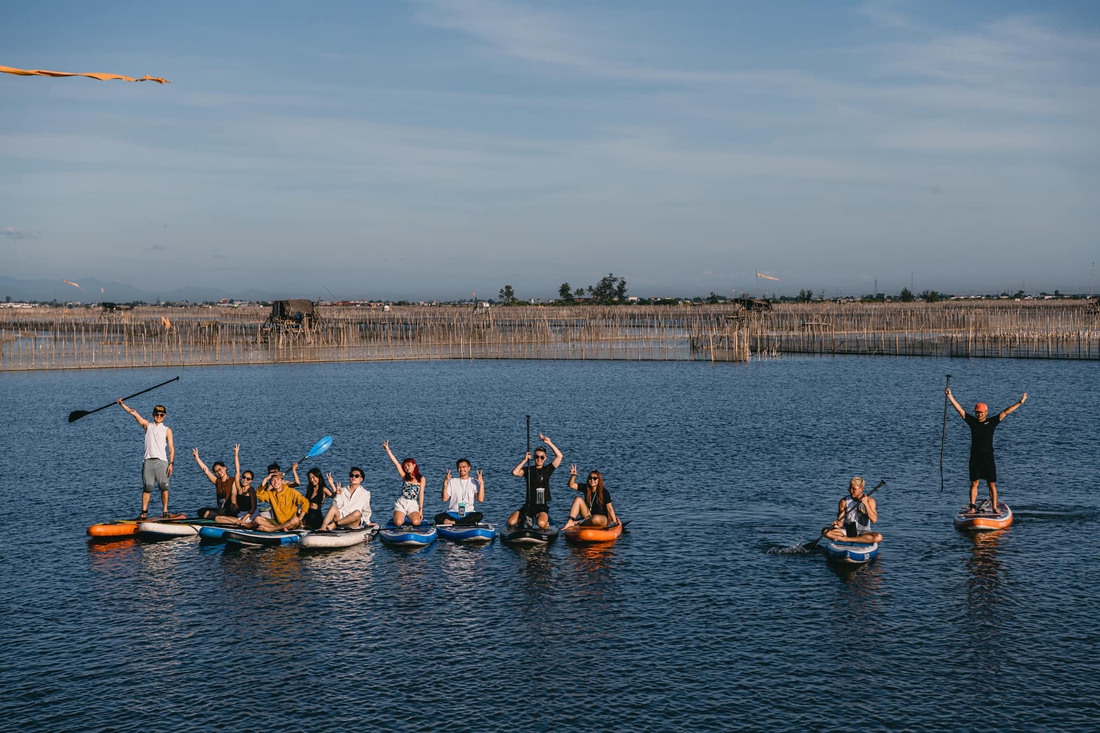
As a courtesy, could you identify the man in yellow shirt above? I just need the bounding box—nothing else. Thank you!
[254,471,308,532]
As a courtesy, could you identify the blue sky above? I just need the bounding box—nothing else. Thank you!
[2,0,1098,300]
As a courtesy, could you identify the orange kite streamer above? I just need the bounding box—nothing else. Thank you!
[1,65,169,84]
[756,272,781,282]
[63,279,83,290]
[161,316,172,331]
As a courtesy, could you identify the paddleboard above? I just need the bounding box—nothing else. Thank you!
[954,501,1013,531]
[198,525,234,543]
[87,513,186,538]
[436,522,497,544]
[563,521,622,544]
[820,538,880,564]
[223,528,307,546]
[378,520,437,547]
[138,518,216,537]
[500,524,559,545]
[299,525,378,549]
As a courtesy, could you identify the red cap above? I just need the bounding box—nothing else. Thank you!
[975,402,989,413]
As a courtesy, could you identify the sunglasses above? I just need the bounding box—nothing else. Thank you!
[350,473,363,478]
[534,455,547,460]
[588,476,599,481]
[242,476,254,481]
[153,411,165,416]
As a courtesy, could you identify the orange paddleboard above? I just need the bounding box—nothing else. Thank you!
[563,521,623,544]
[87,514,186,538]
[953,502,1012,531]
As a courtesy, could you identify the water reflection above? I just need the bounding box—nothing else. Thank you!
[964,531,1006,629]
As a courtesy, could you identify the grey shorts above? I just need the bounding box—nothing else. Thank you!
[142,458,170,493]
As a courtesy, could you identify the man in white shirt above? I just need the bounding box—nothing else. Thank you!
[117,400,175,519]
[435,458,485,525]
[320,467,372,530]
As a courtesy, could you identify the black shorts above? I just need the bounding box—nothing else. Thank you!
[969,455,997,483]
[519,504,550,523]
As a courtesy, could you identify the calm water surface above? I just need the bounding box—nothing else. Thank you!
[2,357,1098,732]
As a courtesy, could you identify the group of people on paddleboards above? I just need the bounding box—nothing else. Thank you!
[115,399,619,534]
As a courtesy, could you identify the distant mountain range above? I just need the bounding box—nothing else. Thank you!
[0,277,314,303]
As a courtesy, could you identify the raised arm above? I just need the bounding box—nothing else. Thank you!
[232,444,241,494]
[567,464,580,491]
[442,469,452,501]
[382,440,405,477]
[192,448,217,484]
[290,462,301,487]
[475,470,485,502]
[999,393,1028,421]
[512,453,530,477]
[945,388,966,419]
[117,399,150,429]
[540,434,564,468]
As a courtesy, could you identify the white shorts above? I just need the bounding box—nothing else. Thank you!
[394,497,420,516]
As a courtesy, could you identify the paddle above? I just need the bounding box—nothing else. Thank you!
[68,376,180,423]
[294,436,333,466]
[940,374,951,493]
[803,480,886,551]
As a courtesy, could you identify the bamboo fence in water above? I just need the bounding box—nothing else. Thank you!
[0,301,1096,372]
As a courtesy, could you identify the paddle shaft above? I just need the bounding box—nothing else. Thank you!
[69,376,179,422]
[526,414,532,500]
[940,374,951,492]
[806,480,886,549]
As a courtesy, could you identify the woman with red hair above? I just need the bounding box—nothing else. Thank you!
[384,440,426,526]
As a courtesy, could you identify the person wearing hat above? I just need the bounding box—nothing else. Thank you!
[117,399,175,519]
[946,388,1028,513]
[253,469,309,532]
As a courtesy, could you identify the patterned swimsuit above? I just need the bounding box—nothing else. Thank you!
[401,480,420,501]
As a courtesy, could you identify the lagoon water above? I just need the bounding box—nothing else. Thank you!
[2,356,1098,732]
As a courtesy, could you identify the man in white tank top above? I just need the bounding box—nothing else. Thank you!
[118,399,175,519]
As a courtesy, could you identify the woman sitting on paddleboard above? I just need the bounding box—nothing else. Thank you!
[562,465,620,531]
[384,440,425,526]
[214,451,260,527]
[301,467,331,530]
[823,476,882,545]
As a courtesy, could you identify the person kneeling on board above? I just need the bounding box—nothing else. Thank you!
[320,468,372,531]
[823,477,882,544]
[562,465,620,531]
[252,469,308,532]
[435,458,485,526]
[945,387,1028,514]
[507,434,563,530]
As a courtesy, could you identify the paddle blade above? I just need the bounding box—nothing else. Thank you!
[305,436,332,459]
[68,410,90,423]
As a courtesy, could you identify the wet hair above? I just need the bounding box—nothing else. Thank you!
[401,458,423,482]
[212,461,226,471]
[585,470,608,511]
[456,458,471,469]
[267,463,281,474]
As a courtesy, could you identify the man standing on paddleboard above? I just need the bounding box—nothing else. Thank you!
[946,388,1028,513]
[117,399,175,519]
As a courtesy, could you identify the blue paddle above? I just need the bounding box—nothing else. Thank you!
[295,436,332,466]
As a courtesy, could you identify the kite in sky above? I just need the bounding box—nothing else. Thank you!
[62,279,83,290]
[756,272,781,282]
[1,65,169,84]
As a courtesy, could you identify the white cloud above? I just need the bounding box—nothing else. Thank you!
[1,226,37,240]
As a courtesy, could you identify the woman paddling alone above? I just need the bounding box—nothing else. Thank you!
[563,465,620,531]
[384,440,425,526]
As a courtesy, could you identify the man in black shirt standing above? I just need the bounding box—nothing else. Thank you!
[946,387,1028,513]
[507,433,563,529]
